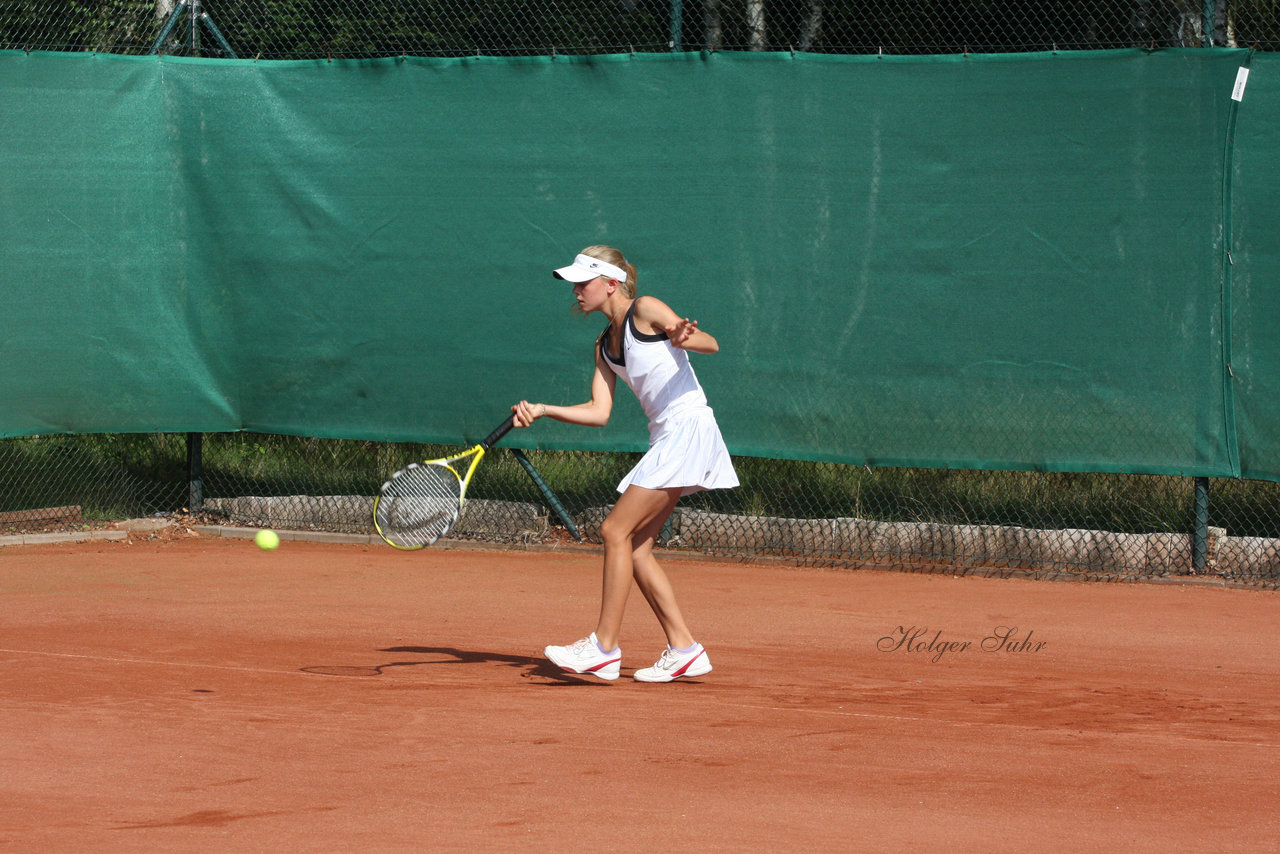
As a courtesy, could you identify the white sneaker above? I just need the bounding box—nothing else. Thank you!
[544,633,622,681]
[633,643,712,682]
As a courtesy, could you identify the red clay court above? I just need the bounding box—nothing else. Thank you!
[2,535,1278,851]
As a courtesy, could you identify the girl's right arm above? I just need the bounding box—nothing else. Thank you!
[512,347,616,429]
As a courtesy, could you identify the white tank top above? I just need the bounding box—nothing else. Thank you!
[600,299,708,425]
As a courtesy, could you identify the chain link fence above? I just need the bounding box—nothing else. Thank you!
[1,1,1277,58]
[3,2,1279,583]
[1,433,1277,585]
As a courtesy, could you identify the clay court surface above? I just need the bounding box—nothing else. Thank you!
[2,537,1278,852]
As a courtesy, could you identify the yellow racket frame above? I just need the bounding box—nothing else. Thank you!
[373,416,514,550]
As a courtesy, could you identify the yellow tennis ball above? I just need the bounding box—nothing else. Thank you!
[254,529,280,551]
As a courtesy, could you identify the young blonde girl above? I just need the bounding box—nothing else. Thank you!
[512,245,737,682]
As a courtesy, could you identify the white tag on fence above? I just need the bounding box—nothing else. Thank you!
[1232,67,1250,102]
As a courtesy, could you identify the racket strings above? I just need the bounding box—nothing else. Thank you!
[375,463,462,548]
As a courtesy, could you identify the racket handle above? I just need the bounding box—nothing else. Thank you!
[481,414,516,450]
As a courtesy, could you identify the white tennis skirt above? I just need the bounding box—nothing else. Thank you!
[617,405,739,497]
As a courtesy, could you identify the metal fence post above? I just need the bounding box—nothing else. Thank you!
[1192,476,1209,572]
[186,432,204,513]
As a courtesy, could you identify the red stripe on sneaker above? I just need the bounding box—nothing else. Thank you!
[587,656,621,673]
[671,649,705,677]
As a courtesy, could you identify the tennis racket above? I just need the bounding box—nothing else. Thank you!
[373,415,515,550]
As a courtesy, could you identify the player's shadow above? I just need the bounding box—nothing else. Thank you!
[300,646,604,685]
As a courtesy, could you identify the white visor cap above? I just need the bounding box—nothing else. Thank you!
[552,253,628,283]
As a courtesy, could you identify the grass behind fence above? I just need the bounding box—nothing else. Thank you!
[2,433,1278,540]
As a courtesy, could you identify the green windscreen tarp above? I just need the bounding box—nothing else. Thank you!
[1230,55,1280,481]
[1,49,1276,479]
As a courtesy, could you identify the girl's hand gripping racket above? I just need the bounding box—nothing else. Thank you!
[373,415,515,550]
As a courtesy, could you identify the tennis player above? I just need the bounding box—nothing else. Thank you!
[512,245,738,682]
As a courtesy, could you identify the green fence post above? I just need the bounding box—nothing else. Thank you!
[511,449,583,541]
[198,2,238,58]
[189,0,201,55]
[1192,476,1209,572]
[148,1,188,54]
[186,432,203,513]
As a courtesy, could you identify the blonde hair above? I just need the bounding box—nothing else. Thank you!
[579,245,637,298]
[578,246,638,351]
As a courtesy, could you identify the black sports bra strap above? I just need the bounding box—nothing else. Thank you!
[601,322,623,366]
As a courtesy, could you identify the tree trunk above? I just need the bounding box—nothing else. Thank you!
[704,0,723,50]
[799,0,823,51]
[747,0,766,50]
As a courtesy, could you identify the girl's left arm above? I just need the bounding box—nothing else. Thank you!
[634,296,719,354]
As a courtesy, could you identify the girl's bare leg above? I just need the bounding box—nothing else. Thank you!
[629,502,695,649]
[594,485,687,651]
